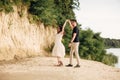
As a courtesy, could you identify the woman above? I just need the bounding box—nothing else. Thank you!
[52,20,68,66]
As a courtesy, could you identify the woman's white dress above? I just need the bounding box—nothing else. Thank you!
[52,33,65,57]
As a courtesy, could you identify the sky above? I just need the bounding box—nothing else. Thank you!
[74,0,120,39]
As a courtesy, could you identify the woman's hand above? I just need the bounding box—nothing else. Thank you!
[66,19,69,22]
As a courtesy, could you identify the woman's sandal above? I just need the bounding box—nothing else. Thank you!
[55,61,63,67]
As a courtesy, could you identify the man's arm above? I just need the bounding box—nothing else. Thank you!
[71,33,77,43]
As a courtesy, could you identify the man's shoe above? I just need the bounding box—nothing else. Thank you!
[66,64,73,67]
[74,64,80,68]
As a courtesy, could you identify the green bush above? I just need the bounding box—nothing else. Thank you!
[29,0,57,26]
[79,29,118,66]
[0,0,118,66]
[102,53,118,66]
[0,0,14,13]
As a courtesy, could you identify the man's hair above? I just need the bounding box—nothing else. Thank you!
[70,19,77,23]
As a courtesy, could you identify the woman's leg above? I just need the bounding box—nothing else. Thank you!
[57,56,60,63]
[57,56,63,66]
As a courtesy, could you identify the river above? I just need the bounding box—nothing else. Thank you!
[106,48,120,68]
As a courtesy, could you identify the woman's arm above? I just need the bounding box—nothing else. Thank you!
[68,20,73,28]
[61,20,68,33]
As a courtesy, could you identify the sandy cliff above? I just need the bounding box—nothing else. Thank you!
[0,6,56,60]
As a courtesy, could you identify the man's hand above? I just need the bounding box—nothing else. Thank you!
[68,43,72,47]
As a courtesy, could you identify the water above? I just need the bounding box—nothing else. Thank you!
[106,48,120,68]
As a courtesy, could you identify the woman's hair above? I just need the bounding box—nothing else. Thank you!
[57,25,66,35]
[57,25,63,33]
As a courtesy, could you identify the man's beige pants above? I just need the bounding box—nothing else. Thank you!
[70,42,80,65]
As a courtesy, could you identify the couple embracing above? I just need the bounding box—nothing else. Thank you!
[52,19,80,68]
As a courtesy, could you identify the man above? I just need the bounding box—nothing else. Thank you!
[66,19,80,68]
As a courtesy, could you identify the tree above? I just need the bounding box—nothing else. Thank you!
[79,28,118,66]
[29,0,57,26]
[53,0,80,53]
[0,0,118,66]
[104,38,120,48]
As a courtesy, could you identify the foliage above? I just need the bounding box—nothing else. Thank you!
[0,0,118,66]
[29,0,57,26]
[44,43,54,53]
[0,0,14,13]
[79,28,118,65]
[104,38,120,48]
[63,24,72,53]
[0,0,79,25]
[102,53,118,66]
[0,0,32,14]
[53,0,80,52]
[29,0,79,25]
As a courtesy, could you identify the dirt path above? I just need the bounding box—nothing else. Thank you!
[0,57,120,80]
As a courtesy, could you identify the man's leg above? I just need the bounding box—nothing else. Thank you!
[74,43,80,66]
[66,44,74,67]
[70,46,74,65]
